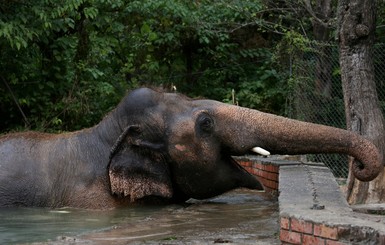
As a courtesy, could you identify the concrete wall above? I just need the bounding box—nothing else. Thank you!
[236,156,385,245]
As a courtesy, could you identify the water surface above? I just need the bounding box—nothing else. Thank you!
[0,189,279,244]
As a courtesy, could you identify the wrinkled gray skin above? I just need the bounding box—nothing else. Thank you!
[0,88,382,209]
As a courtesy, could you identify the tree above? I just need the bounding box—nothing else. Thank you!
[1,0,285,132]
[265,0,337,97]
[338,0,385,204]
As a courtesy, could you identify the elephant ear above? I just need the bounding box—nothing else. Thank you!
[108,126,173,202]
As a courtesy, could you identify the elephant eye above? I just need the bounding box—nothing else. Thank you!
[197,114,214,133]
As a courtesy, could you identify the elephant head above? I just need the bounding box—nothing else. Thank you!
[107,88,382,203]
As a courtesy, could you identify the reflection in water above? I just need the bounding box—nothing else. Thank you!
[0,189,279,244]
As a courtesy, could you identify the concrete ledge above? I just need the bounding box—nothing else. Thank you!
[236,155,304,198]
[237,156,385,244]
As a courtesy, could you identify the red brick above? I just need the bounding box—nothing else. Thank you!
[291,218,313,234]
[326,240,347,245]
[266,164,279,173]
[265,172,272,180]
[244,166,252,174]
[263,170,270,175]
[314,224,338,240]
[257,172,266,181]
[267,172,279,182]
[303,234,325,245]
[242,161,252,167]
[280,217,290,230]
[256,170,264,175]
[280,229,302,244]
[252,168,261,176]
[263,179,278,190]
[263,171,270,180]
[259,171,268,179]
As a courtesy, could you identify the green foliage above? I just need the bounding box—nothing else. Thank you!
[1,0,383,135]
[0,0,124,131]
[0,0,288,132]
[236,58,284,113]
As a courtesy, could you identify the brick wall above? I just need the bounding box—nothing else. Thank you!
[237,157,279,196]
[280,217,344,245]
[235,156,385,245]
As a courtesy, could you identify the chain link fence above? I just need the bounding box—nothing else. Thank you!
[285,42,385,179]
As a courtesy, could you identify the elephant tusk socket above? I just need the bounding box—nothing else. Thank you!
[251,147,270,156]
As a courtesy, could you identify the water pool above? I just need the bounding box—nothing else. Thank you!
[0,189,279,244]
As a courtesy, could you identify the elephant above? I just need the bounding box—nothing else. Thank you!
[0,88,382,209]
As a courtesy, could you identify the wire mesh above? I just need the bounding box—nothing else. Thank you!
[285,42,385,179]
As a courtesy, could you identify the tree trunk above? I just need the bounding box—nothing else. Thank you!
[338,0,385,204]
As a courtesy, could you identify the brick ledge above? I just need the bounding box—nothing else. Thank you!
[236,155,385,244]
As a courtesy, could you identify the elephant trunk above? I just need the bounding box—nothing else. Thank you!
[216,105,383,182]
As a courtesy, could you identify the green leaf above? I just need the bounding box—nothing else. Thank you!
[15,42,21,50]
[84,7,98,19]
[140,23,151,34]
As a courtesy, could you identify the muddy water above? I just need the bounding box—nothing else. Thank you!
[0,189,279,244]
